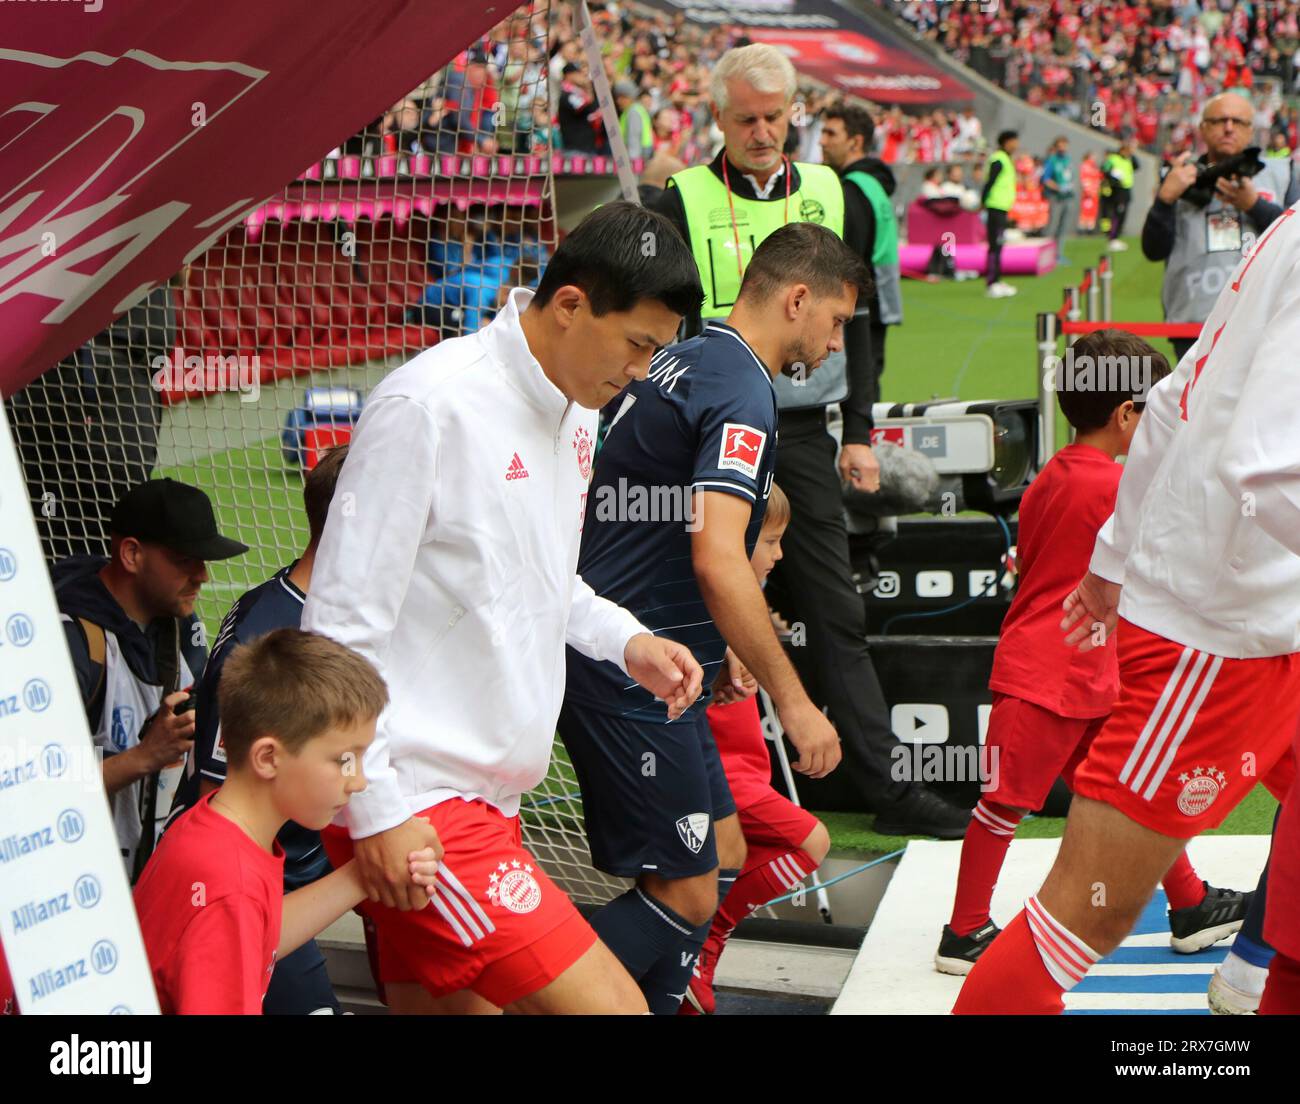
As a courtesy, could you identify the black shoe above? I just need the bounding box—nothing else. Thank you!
[1168,882,1251,954]
[935,921,1001,976]
[874,786,971,840]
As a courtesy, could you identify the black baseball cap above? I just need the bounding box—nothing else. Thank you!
[109,479,248,561]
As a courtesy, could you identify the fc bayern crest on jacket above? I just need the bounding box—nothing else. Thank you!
[573,426,593,481]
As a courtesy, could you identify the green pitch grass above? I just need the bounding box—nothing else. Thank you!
[821,785,1279,858]
[880,234,1178,443]
[164,235,1265,856]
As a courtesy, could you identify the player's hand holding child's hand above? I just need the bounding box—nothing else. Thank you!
[406,846,441,906]
[355,815,444,911]
[1061,571,1122,653]
[711,648,757,705]
[625,633,704,720]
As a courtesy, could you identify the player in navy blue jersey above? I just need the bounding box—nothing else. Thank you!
[559,222,871,1012]
[167,445,349,1014]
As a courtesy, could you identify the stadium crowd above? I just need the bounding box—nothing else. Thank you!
[341,5,738,162]
[889,0,1300,155]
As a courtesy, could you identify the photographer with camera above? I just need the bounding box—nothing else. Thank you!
[53,478,247,880]
[1142,92,1300,363]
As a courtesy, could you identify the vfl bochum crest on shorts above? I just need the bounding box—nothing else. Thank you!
[676,812,710,854]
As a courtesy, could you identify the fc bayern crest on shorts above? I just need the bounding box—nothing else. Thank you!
[487,860,542,914]
[1176,766,1227,817]
[573,426,593,481]
[675,812,710,854]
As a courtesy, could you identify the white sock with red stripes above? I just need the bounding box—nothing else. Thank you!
[1024,894,1103,991]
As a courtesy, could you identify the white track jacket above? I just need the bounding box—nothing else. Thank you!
[302,289,646,837]
[1090,204,1300,659]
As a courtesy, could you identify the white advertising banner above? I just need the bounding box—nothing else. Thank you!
[0,402,159,1014]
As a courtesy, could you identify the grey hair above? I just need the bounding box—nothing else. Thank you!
[710,44,797,112]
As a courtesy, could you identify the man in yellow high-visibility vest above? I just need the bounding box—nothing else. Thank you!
[981,129,1019,298]
[1101,135,1139,252]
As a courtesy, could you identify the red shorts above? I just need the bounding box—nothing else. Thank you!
[707,696,778,810]
[322,798,596,1008]
[1072,619,1300,839]
[981,693,1107,811]
[707,697,819,847]
[738,791,820,852]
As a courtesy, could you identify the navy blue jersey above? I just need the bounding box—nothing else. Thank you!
[566,321,777,722]
[169,564,330,890]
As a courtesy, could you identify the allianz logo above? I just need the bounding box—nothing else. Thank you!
[0,807,86,865]
[12,874,103,932]
[0,678,53,718]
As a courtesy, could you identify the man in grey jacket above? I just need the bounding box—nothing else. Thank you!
[1142,92,1300,363]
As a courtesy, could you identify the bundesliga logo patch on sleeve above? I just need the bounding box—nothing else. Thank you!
[718,424,766,480]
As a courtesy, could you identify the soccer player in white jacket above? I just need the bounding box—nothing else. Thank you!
[302,203,706,1014]
[956,202,1300,1014]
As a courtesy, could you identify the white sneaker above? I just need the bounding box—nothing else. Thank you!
[1208,965,1260,1015]
[997,281,1018,294]
[985,284,1011,298]
[1107,239,1129,252]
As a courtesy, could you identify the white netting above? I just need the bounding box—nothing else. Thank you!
[5,1,628,907]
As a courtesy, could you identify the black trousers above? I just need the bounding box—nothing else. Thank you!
[870,320,887,387]
[985,208,1009,286]
[1102,187,1131,240]
[765,415,906,810]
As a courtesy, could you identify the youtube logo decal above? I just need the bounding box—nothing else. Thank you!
[890,702,950,744]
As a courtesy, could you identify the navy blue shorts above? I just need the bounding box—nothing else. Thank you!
[556,703,736,879]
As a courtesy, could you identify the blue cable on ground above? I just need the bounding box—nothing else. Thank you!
[760,847,906,908]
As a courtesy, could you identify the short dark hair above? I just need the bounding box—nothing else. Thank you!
[304,443,348,545]
[737,222,872,305]
[1055,329,1172,432]
[824,102,875,150]
[532,202,703,318]
[997,129,1018,147]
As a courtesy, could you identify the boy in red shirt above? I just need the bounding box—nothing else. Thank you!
[681,484,832,1014]
[132,629,441,1014]
[936,330,1250,974]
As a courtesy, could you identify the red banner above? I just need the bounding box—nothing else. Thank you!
[0,0,501,396]
[743,28,973,105]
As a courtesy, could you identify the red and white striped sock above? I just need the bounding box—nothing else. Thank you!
[1024,894,1103,991]
[718,846,816,929]
[953,898,1102,1014]
[698,845,817,989]
[948,800,1021,935]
